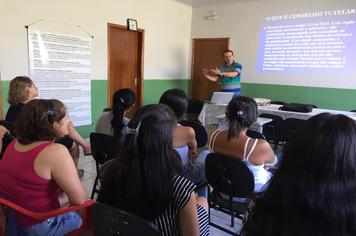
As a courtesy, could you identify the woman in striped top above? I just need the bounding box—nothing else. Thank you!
[98,104,209,236]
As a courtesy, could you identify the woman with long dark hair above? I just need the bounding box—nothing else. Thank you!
[242,113,356,236]
[96,88,136,144]
[98,104,209,236]
[159,89,206,188]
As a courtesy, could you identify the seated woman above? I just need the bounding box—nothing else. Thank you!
[98,104,209,236]
[242,113,356,236]
[208,96,276,192]
[95,88,136,147]
[159,89,206,186]
[5,76,91,176]
[0,99,88,235]
[5,76,38,123]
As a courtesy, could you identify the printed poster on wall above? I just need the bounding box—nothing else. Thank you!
[28,29,91,126]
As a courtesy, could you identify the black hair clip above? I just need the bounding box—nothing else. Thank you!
[47,100,55,124]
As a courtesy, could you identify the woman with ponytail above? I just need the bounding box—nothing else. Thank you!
[208,96,276,192]
[95,88,136,144]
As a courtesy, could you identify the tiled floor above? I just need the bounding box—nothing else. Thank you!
[78,152,243,236]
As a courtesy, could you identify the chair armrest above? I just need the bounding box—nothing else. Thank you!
[0,198,95,220]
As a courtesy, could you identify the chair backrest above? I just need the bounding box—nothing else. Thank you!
[92,202,161,236]
[246,129,265,140]
[90,132,117,165]
[258,113,284,142]
[178,120,208,148]
[280,118,306,142]
[205,153,254,198]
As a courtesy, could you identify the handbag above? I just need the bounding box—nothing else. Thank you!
[279,103,313,113]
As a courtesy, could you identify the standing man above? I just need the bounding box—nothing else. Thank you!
[203,50,242,95]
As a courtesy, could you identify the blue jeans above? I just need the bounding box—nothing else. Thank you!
[22,211,81,236]
[182,151,208,197]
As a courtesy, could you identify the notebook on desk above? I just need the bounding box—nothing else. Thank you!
[210,92,235,105]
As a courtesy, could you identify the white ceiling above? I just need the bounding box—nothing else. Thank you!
[175,0,257,6]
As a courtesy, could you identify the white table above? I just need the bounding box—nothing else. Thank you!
[258,104,356,121]
[215,114,272,132]
[199,103,356,126]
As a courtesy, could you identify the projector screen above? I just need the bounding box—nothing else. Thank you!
[192,2,356,90]
[257,9,356,73]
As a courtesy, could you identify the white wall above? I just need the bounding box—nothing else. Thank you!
[0,0,193,81]
[191,0,356,89]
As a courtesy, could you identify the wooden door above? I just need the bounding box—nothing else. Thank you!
[191,38,229,101]
[108,23,144,117]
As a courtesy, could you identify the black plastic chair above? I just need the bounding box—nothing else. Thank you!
[205,153,254,235]
[90,133,117,199]
[186,99,204,121]
[258,114,284,148]
[178,120,208,148]
[102,107,111,112]
[246,129,265,140]
[280,118,306,143]
[92,202,161,236]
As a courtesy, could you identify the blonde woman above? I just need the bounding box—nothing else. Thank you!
[5,76,91,176]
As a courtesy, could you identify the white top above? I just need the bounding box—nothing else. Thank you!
[243,137,272,192]
[209,130,272,192]
[95,111,130,136]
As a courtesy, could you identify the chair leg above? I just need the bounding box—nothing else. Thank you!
[231,213,234,228]
[90,176,99,199]
[229,196,234,227]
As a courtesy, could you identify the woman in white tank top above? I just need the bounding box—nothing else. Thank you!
[208,96,277,192]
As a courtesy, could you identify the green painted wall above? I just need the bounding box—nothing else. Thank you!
[2,79,355,137]
[143,79,190,105]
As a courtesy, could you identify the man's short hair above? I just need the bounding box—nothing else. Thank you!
[224,50,234,55]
